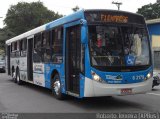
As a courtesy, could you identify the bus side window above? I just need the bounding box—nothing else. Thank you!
[16,41,20,57]
[11,42,18,57]
[20,40,22,56]
[52,27,63,63]
[11,43,13,57]
[20,40,22,51]
[42,31,51,63]
[14,42,17,51]
[33,33,42,63]
[20,38,27,57]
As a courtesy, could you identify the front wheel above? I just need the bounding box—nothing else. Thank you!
[52,74,65,100]
[12,69,16,83]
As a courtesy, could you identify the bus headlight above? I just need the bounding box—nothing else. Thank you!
[91,71,105,83]
[145,72,153,81]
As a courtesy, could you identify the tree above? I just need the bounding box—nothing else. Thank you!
[4,1,63,36]
[72,6,80,12]
[0,27,15,49]
[0,1,63,50]
[137,2,160,20]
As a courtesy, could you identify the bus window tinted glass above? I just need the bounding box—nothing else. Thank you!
[122,27,150,66]
[33,34,43,62]
[89,25,150,67]
[52,28,63,63]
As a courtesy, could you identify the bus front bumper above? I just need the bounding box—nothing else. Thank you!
[83,77,153,97]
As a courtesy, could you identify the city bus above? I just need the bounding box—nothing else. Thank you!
[5,9,153,99]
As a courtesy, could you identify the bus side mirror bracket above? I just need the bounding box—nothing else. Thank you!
[81,19,87,44]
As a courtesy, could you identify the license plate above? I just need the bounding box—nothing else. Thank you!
[121,88,132,95]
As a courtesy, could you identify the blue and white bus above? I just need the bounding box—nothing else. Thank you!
[6,9,153,99]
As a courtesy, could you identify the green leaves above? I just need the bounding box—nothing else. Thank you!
[4,1,63,35]
[137,2,160,20]
[0,1,63,50]
[72,6,80,12]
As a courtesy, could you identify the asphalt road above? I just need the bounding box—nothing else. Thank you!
[0,73,160,113]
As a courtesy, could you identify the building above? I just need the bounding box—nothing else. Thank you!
[146,18,160,70]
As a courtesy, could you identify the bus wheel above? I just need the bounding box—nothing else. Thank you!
[16,69,22,85]
[52,74,64,100]
[12,69,16,83]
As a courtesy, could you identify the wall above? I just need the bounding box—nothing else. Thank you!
[147,23,160,70]
[147,23,160,40]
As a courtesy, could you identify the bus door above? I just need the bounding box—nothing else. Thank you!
[7,45,11,75]
[27,36,33,81]
[65,25,81,95]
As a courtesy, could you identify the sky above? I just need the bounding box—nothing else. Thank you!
[0,0,157,28]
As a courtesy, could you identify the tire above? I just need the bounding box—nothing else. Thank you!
[16,69,22,85]
[51,74,65,100]
[12,69,16,83]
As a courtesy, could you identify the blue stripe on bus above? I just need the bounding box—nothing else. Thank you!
[80,74,85,98]
[45,10,85,30]
[90,66,153,84]
[44,63,65,90]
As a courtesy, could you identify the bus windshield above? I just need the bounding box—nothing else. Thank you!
[89,25,150,67]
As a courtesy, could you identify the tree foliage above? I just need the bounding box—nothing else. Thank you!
[0,1,63,50]
[0,27,15,49]
[4,1,63,35]
[137,2,160,20]
[72,6,80,12]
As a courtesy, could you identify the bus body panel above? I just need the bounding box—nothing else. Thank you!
[83,66,153,97]
[33,63,45,87]
[46,10,84,30]
[5,9,153,98]
[19,57,28,81]
[89,67,153,84]
[44,63,65,92]
[84,76,153,97]
[79,74,85,98]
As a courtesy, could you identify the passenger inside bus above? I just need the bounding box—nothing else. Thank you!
[90,26,122,66]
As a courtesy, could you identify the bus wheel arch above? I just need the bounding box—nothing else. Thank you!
[50,70,65,100]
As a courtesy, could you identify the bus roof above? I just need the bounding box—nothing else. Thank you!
[6,9,85,45]
[6,9,143,45]
[84,9,143,17]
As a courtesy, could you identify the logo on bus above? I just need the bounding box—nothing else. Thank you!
[106,75,123,80]
[34,65,43,72]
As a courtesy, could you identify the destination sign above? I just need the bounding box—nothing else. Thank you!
[100,14,128,23]
[84,10,145,25]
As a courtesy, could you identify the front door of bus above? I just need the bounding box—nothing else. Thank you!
[66,25,81,94]
[27,37,33,81]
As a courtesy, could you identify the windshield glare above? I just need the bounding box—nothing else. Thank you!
[89,25,150,67]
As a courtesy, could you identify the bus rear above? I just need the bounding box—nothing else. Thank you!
[83,10,153,97]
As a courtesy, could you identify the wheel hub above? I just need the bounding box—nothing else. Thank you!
[17,74,19,82]
[54,80,60,95]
